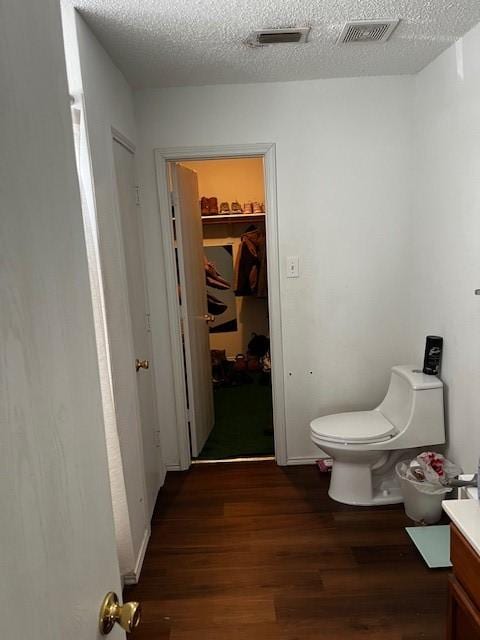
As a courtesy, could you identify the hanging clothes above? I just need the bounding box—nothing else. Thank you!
[234,225,267,297]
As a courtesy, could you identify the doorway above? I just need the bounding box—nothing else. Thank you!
[155,145,287,467]
[112,136,162,516]
[178,157,273,460]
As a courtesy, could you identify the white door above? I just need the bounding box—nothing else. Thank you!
[112,139,160,514]
[173,165,214,456]
[1,2,128,638]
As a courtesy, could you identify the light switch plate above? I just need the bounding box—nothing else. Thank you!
[287,256,299,278]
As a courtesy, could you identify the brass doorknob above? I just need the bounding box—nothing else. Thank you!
[99,592,141,634]
[203,313,215,323]
[135,358,149,372]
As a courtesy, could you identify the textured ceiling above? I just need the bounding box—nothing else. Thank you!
[72,0,480,88]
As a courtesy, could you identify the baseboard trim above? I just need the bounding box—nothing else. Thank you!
[123,526,151,585]
[192,456,275,464]
[166,462,183,471]
[171,456,318,467]
[287,456,318,466]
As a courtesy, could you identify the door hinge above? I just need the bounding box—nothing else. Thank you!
[134,185,141,206]
[145,313,151,332]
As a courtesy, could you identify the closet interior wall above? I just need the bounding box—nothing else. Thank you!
[182,157,269,357]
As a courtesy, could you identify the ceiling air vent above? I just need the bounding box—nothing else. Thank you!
[337,19,400,44]
[246,27,310,47]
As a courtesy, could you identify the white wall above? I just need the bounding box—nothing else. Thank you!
[181,157,265,206]
[53,6,480,478]
[134,76,415,464]
[411,23,480,472]
[61,5,166,578]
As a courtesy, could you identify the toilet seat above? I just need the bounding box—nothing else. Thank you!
[310,410,396,444]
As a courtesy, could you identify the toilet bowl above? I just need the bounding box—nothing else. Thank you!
[310,365,445,506]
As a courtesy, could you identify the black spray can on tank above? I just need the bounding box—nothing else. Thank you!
[423,335,443,375]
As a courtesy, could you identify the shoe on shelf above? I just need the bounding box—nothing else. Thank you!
[207,293,227,316]
[219,202,230,214]
[200,196,209,215]
[207,274,230,290]
[204,257,231,289]
[231,201,243,213]
[208,197,218,215]
[252,201,262,214]
[243,202,253,214]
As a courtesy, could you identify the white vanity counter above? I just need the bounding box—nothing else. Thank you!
[443,482,480,638]
[443,498,480,556]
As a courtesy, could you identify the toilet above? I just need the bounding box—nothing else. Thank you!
[310,365,445,506]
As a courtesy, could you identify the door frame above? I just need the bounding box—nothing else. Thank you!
[155,143,287,467]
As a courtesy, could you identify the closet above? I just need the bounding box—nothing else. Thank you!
[176,157,274,460]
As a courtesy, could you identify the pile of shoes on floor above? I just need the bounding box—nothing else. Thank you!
[201,197,265,215]
[211,333,271,387]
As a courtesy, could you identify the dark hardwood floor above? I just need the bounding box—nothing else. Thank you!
[125,461,448,639]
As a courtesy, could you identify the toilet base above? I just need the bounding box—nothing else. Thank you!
[328,459,404,506]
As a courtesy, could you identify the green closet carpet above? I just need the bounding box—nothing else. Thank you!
[197,378,274,460]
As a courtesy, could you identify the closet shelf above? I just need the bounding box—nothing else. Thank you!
[201,212,266,225]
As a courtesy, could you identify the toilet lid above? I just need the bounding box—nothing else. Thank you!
[310,410,396,444]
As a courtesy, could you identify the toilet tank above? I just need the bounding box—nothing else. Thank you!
[377,365,444,445]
